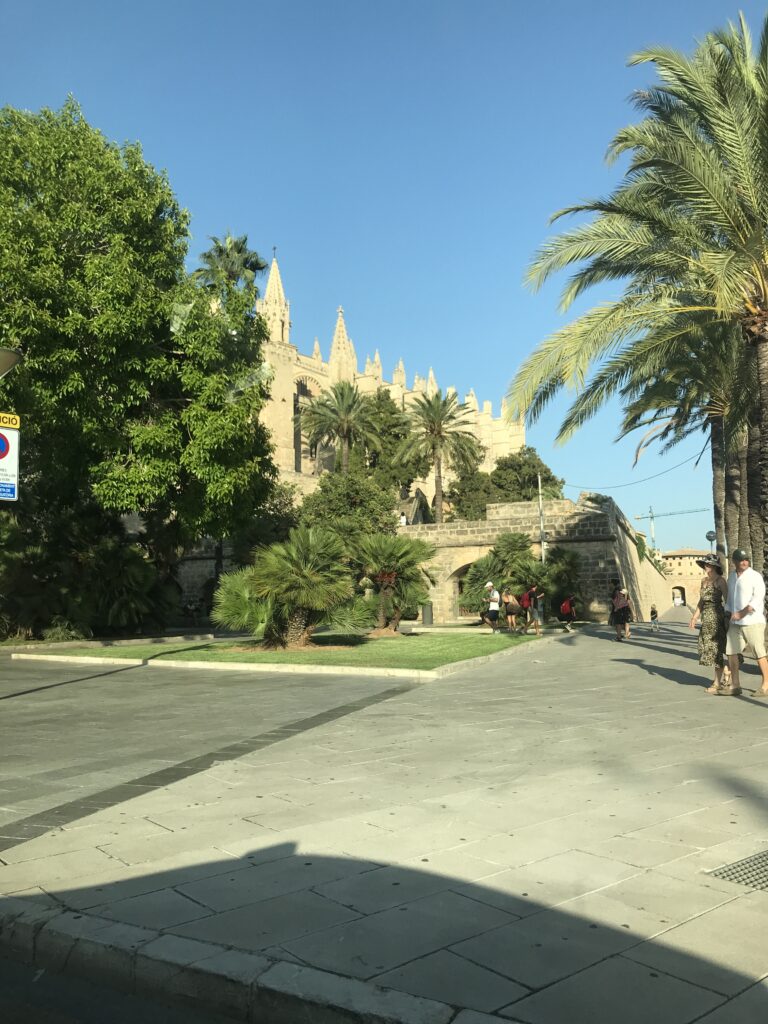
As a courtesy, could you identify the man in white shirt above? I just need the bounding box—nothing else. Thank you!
[725,549,768,697]
[482,581,500,633]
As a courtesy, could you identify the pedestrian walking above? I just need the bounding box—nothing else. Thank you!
[688,554,728,694]
[519,585,536,632]
[724,549,768,697]
[559,594,576,632]
[529,585,545,637]
[649,604,659,631]
[501,587,522,632]
[482,582,501,633]
[612,588,632,640]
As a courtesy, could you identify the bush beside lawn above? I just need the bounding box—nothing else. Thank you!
[60,632,534,671]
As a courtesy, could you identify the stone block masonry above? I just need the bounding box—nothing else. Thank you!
[402,494,671,624]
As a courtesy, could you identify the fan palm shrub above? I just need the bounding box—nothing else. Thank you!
[212,525,357,647]
[354,533,436,633]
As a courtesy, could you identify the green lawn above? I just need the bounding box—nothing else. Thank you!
[59,631,534,670]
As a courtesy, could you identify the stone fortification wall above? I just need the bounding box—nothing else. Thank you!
[402,495,671,624]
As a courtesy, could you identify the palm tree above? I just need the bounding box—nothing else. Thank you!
[301,381,380,474]
[397,391,481,523]
[561,323,750,567]
[507,14,768,571]
[212,526,356,647]
[193,232,267,291]
[355,534,436,632]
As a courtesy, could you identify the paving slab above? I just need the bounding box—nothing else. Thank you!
[503,954,725,1023]
[2,625,768,1022]
[624,890,768,995]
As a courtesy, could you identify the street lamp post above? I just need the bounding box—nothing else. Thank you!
[706,530,717,554]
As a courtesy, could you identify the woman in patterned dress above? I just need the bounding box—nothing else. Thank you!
[689,554,729,694]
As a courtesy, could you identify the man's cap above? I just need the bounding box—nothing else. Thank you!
[731,549,750,563]
[620,588,628,595]
[485,581,494,588]
[696,554,721,569]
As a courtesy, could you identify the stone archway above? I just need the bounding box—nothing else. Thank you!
[447,562,477,620]
[672,585,687,607]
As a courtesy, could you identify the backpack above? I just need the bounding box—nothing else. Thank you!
[560,598,572,615]
[519,591,531,610]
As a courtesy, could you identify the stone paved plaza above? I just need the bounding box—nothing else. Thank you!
[1,624,768,1022]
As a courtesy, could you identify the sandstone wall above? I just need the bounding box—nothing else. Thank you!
[401,495,672,624]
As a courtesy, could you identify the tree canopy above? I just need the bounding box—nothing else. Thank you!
[0,101,276,634]
[448,446,563,520]
[298,468,398,539]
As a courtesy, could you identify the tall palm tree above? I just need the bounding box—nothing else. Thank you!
[193,232,267,291]
[301,381,380,474]
[559,323,750,566]
[507,14,768,571]
[396,391,481,523]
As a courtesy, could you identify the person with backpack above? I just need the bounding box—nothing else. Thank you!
[559,594,576,632]
[519,585,534,633]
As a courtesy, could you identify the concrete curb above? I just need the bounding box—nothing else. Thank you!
[0,895,510,1023]
[10,633,565,681]
[0,634,216,655]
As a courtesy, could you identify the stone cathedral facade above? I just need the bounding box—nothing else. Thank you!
[256,258,525,500]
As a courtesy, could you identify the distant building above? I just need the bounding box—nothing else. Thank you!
[661,548,709,608]
[256,258,526,500]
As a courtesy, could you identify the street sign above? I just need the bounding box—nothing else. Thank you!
[0,413,20,501]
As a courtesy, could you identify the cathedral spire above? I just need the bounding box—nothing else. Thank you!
[328,306,358,381]
[256,256,291,345]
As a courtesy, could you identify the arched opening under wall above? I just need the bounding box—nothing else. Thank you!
[449,563,479,620]
[672,585,687,607]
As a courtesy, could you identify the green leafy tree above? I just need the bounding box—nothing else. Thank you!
[354,534,436,632]
[396,391,481,523]
[212,526,360,647]
[491,448,564,502]
[0,102,276,633]
[229,483,298,563]
[301,381,380,474]
[507,14,768,574]
[448,447,563,520]
[299,468,398,538]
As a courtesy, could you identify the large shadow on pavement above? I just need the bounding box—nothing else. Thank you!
[3,835,767,1023]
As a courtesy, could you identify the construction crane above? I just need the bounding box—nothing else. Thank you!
[634,506,710,551]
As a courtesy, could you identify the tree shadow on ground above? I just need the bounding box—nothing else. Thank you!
[2,834,767,1022]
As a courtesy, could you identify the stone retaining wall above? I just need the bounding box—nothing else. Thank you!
[401,495,671,624]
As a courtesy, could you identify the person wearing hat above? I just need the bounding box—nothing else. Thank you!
[724,549,768,697]
[612,587,633,640]
[482,581,501,633]
[689,553,729,694]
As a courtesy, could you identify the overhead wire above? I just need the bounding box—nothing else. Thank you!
[561,452,701,491]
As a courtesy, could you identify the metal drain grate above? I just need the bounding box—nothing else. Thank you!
[709,848,768,889]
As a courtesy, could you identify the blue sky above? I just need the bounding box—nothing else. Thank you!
[2,0,763,549]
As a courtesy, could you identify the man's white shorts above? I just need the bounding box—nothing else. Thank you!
[726,622,768,660]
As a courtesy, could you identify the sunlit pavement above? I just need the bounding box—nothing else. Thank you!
[1,624,767,1022]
